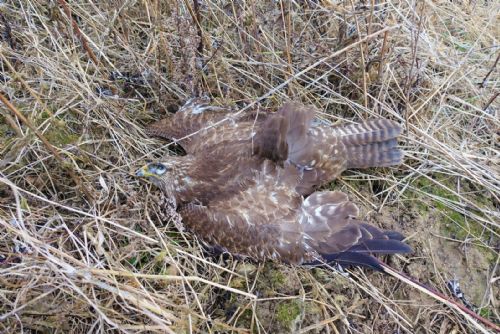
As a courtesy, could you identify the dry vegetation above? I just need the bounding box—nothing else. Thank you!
[0,0,499,333]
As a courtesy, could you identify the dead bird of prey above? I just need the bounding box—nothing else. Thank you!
[136,99,411,270]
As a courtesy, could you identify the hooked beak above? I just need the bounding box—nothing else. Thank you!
[135,165,150,177]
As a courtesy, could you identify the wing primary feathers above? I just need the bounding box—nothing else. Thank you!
[305,252,385,271]
[345,239,412,254]
[300,190,411,268]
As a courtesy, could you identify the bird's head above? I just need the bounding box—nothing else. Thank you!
[135,157,192,196]
[135,162,173,188]
[136,161,181,208]
[136,162,169,177]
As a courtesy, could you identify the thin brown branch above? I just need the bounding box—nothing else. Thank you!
[404,2,426,138]
[483,91,499,111]
[192,0,203,55]
[350,0,369,110]
[380,260,500,334]
[377,30,389,83]
[479,51,500,88]
[57,0,100,66]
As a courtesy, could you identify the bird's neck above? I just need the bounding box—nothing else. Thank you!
[160,157,198,205]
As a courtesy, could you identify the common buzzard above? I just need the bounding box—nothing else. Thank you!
[137,99,411,270]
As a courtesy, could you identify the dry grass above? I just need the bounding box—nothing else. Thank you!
[0,1,498,333]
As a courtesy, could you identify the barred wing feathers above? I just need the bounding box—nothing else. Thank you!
[180,165,411,268]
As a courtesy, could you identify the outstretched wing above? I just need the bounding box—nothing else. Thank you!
[179,160,410,268]
[299,191,411,270]
[179,162,311,264]
[147,98,261,153]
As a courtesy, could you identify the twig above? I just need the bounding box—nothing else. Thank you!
[349,0,369,110]
[377,30,389,83]
[479,52,500,88]
[404,1,426,137]
[483,91,499,111]
[192,0,203,55]
[57,0,100,66]
[379,260,500,334]
[89,268,257,299]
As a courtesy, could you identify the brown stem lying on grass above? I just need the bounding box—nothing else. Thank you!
[483,91,499,111]
[0,92,94,201]
[57,0,100,66]
[349,0,368,110]
[377,30,389,83]
[378,259,500,334]
[480,52,500,88]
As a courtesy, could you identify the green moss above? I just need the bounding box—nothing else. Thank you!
[275,300,301,329]
[0,120,10,137]
[44,128,79,146]
[0,117,18,150]
[269,270,286,287]
[415,176,459,201]
[39,110,52,121]
[256,265,289,296]
[127,252,155,269]
[413,175,496,264]
[478,307,493,319]
[237,308,254,327]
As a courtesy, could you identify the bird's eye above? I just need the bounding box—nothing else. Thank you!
[150,163,167,175]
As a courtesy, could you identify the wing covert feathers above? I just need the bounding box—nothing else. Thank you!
[253,102,316,164]
[253,115,290,163]
[300,191,411,268]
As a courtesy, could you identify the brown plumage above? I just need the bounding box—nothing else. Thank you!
[137,99,410,270]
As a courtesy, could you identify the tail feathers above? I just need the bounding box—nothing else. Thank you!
[346,140,403,168]
[335,119,403,169]
[335,119,402,146]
